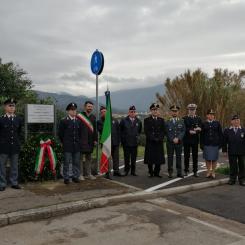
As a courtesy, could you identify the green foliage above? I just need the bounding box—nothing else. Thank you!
[215,166,230,175]
[19,134,63,182]
[157,69,245,126]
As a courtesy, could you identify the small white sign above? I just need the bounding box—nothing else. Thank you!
[27,104,54,123]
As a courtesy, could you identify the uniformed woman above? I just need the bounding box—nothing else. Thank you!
[200,109,223,178]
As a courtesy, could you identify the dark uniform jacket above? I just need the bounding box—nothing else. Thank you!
[120,116,142,147]
[78,112,97,153]
[97,117,120,147]
[165,118,186,144]
[200,120,223,147]
[222,127,245,155]
[58,116,82,153]
[0,114,22,154]
[183,115,202,144]
[144,116,165,165]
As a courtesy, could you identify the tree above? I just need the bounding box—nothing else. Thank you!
[157,69,245,126]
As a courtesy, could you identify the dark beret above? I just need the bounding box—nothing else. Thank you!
[4,98,17,105]
[66,102,77,111]
[129,105,136,111]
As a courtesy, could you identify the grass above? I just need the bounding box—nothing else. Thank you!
[92,145,145,159]
[215,166,230,175]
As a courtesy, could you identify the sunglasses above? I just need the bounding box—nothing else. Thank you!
[7,104,16,107]
[129,111,136,113]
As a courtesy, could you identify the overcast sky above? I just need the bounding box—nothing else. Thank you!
[0,0,245,97]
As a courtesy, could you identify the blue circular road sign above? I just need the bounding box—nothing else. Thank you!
[90,50,104,75]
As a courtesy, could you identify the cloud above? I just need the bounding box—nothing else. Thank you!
[0,0,244,97]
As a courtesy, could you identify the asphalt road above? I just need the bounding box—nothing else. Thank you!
[1,201,244,245]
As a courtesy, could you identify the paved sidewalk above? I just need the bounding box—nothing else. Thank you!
[0,177,136,214]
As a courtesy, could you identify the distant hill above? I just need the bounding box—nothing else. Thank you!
[35,83,165,113]
[91,84,165,112]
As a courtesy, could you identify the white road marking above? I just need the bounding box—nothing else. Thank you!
[187,216,245,240]
[144,169,206,192]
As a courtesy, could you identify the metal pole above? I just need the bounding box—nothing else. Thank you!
[96,75,99,172]
[53,104,57,138]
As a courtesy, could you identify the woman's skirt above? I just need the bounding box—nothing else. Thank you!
[203,145,219,161]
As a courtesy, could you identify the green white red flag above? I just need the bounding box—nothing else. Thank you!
[100,90,112,173]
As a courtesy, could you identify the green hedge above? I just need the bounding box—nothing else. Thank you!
[19,134,63,182]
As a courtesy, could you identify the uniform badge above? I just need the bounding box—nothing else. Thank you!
[241,132,244,138]
[136,123,138,126]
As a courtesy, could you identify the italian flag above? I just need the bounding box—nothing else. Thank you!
[100,90,112,174]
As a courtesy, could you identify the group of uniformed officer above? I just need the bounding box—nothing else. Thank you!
[0,98,244,191]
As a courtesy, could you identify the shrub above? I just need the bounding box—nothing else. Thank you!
[19,134,63,182]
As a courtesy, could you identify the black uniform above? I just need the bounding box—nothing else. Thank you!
[97,117,121,173]
[58,115,82,180]
[144,116,165,176]
[58,116,82,153]
[183,115,202,173]
[222,127,245,184]
[120,116,142,175]
[200,121,223,148]
[0,114,22,188]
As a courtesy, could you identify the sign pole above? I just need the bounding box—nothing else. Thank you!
[96,74,99,170]
[90,49,104,174]
[24,104,28,141]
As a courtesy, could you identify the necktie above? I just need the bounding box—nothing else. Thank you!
[234,128,238,134]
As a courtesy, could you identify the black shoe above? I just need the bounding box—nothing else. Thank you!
[177,174,184,178]
[148,173,154,178]
[105,173,112,180]
[193,172,199,177]
[64,179,69,185]
[239,181,245,186]
[11,185,21,189]
[72,178,80,183]
[113,172,123,177]
[154,174,162,178]
[131,173,138,176]
[0,187,6,191]
[228,180,236,185]
[168,173,173,178]
[184,171,189,177]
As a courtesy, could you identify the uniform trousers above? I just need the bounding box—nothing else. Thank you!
[63,152,80,180]
[184,143,198,173]
[228,155,245,182]
[167,142,183,175]
[123,146,137,174]
[0,154,19,187]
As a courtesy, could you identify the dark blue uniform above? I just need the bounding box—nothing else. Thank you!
[120,116,142,175]
[0,114,22,188]
[183,115,202,174]
[58,116,82,180]
[223,127,245,184]
[144,116,166,176]
[165,118,186,176]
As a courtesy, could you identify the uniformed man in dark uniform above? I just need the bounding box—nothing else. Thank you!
[183,104,202,177]
[77,101,97,180]
[120,105,142,176]
[165,105,186,178]
[144,103,165,177]
[0,99,22,191]
[58,103,82,184]
[97,106,122,179]
[222,115,245,186]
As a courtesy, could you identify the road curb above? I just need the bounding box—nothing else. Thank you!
[0,178,229,227]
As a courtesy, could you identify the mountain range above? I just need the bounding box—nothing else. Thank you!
[35,83,164,112]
